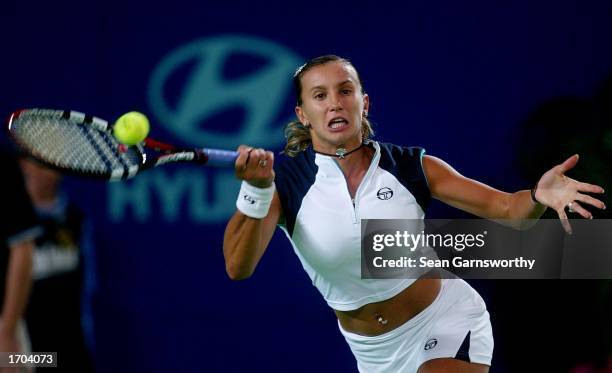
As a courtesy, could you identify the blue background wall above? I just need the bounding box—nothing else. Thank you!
[2,1,611,371]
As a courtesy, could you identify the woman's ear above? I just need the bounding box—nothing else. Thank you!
[295,106,308,126]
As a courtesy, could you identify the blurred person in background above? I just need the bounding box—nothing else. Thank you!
[0,148,39,370]
[19,157,95,372]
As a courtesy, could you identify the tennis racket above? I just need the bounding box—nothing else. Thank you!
[7,108,239,181]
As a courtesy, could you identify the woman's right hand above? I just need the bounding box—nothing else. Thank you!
[235,145,275,188]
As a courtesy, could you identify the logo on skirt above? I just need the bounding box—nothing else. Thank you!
[424,338,438,350]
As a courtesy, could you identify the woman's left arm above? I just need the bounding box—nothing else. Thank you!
[422,154,606,232]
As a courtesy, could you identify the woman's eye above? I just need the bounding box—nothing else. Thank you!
[341,89,352,95]
[314,93,326,100]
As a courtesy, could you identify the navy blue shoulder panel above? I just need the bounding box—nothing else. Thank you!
[274,148,318,236]
[377,142,431,212]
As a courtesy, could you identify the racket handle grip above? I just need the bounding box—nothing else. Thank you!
[201,149,239,167]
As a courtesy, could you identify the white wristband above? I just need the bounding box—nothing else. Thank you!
[236,181,275,219]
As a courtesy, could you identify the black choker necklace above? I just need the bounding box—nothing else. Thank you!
[313,143,365,159]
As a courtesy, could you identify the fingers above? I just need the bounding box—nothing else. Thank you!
[556,209,573,235]
[235,145,253,172]
[247,148,269,169]
[565,192,606,221]
[568,201,593,220]
[575,181,605,194]
[575,193,607,210]
[264,151,274,171]
[235,146,265,172]
[558,154,579,173]
[234,145,275,187]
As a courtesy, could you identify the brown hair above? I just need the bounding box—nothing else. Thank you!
[283,55,374,157]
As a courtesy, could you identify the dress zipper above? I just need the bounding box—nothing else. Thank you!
[329,143,379,224]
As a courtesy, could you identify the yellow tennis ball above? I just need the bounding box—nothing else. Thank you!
[113,111,150,145]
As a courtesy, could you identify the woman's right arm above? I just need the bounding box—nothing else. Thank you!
[223,146,281,280]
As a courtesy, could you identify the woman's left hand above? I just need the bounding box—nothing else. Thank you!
[534,154,606,234]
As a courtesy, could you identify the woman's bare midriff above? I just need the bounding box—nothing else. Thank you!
[335,277,442,336]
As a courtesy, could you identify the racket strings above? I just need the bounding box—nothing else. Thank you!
[11,110,140,176]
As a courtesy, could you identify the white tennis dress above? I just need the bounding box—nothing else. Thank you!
[274,141,493,371]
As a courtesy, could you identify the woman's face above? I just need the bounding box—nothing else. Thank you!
[295,61,369,153]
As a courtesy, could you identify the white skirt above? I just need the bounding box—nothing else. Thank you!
[338,278,493,372]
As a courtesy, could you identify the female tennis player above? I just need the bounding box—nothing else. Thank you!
[223,55,606,372]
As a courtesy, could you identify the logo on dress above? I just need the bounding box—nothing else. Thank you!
[377,187,393,200]
[424,338,438,350]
